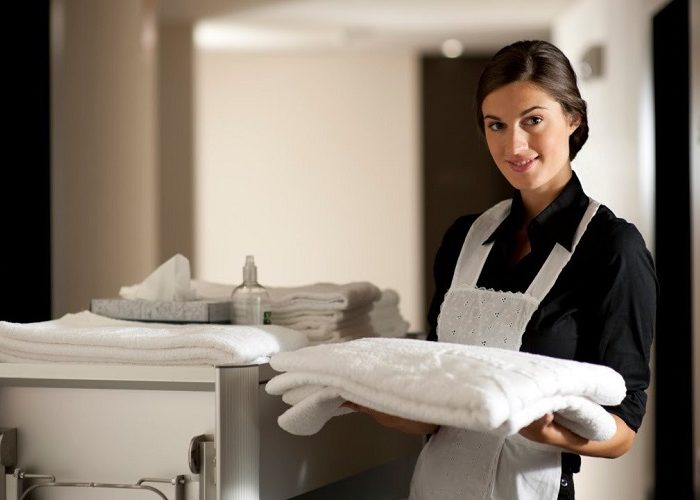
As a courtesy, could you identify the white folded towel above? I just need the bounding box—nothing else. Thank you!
[272,313,372,336]
[271,303,374,325]
[265,338,626,440]
[0,311,308,366]
[267,282,381,312]
[194,280,382,311]
[192,279,381,312]
[191,279,233,300]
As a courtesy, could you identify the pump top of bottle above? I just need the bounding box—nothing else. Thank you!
[242,255,259,285]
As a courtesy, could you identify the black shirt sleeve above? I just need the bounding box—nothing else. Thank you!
[588,221,658,432]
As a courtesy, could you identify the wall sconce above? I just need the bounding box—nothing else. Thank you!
[579,44,605,80]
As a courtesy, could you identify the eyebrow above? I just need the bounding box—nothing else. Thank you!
[483,105,548,121]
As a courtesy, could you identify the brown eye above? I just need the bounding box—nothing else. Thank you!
[487,122,505,131]
[524,116,543,126]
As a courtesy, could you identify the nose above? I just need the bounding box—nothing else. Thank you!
[505,126,528,155]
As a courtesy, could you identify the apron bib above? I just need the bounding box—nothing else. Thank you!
[410,198,599,500]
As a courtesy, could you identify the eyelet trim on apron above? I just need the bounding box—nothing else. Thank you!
[410,198,599,500]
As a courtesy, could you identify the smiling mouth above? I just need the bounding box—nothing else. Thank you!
[506,156,538,173]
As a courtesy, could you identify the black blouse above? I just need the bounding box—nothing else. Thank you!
[426,173,658,473]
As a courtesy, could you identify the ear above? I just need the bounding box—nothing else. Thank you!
[568,113,582,135]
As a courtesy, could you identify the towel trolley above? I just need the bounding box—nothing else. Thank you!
[13,469,187,500]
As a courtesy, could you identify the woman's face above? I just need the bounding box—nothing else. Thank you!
[481,81,580,196]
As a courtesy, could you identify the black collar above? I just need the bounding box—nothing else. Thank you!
[483,173,590,252]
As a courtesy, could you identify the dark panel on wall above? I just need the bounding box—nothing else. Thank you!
[1,1,52,322]
[652,0,693,498]
[421,56,513,331]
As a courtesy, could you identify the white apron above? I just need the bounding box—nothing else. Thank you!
[409,197,599,500]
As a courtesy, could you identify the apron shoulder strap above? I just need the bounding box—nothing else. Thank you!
[450,199,511,289]
[526,198,601,300]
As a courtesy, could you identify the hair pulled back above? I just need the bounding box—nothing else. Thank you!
[475,40,588,160]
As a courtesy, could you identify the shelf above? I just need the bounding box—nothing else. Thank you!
[0,362,218,390]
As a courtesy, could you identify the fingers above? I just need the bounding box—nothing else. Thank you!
[342,401,369,414]
[342,401,381,419]
[540,413,555,425]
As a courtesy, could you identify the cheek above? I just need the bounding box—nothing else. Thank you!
[485,135,501,157]
[536,127,570,158]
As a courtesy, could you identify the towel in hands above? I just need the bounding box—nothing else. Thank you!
[265,337,626,440]
[0,311,308,366]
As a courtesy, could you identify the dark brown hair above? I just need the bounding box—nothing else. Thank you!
[475,40,588,160]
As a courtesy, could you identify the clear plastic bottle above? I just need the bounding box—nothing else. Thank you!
[230,255,272,325]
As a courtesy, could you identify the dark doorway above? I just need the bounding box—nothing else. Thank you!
[421,55,513,331]
[652,0,693,498]
[1,1,52,322]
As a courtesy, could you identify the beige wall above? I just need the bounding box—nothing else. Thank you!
[554,0,664,498]
[194,52,423,329]
[51,0,159,316]
[158,22,196,264]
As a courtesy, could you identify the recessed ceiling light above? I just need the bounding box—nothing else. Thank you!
[441,38,463,58]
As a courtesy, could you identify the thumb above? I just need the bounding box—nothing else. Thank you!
[539,413,555,425]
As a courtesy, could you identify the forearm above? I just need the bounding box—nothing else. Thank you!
[343,402,439,435]
[522,413,636,459]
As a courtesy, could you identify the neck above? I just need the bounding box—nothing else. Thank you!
[520,168,573,222]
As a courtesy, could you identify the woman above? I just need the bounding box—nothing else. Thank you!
[345,40,657,499]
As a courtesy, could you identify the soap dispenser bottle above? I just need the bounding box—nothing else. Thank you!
[230,255,272,325]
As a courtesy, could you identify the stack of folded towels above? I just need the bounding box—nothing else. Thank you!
[266,282,381,343]
[119,255,411,343]
[194,280,411,344]
[0,311,308,366]
[266,337,627,441]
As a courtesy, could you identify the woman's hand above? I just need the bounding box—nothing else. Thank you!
[342,402,439,435]
[518,412,636,459]
[518,413,585,445]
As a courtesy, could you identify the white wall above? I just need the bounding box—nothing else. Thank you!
[554,0,658,244]
[553,0,665,498]
[51,0,159,316]
[194,52,422,329]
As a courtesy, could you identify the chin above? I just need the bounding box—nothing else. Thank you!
[501,171,542,191]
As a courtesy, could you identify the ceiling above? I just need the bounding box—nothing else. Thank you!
[160,0,578,54]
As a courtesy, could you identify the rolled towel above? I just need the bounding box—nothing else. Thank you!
[0,311,308,366]
[373,289,400,308]
[266,337,626,440]
[369,289,410,338]
[372,318,410,338]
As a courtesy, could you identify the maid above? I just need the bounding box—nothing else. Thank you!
[346,40,657,499]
